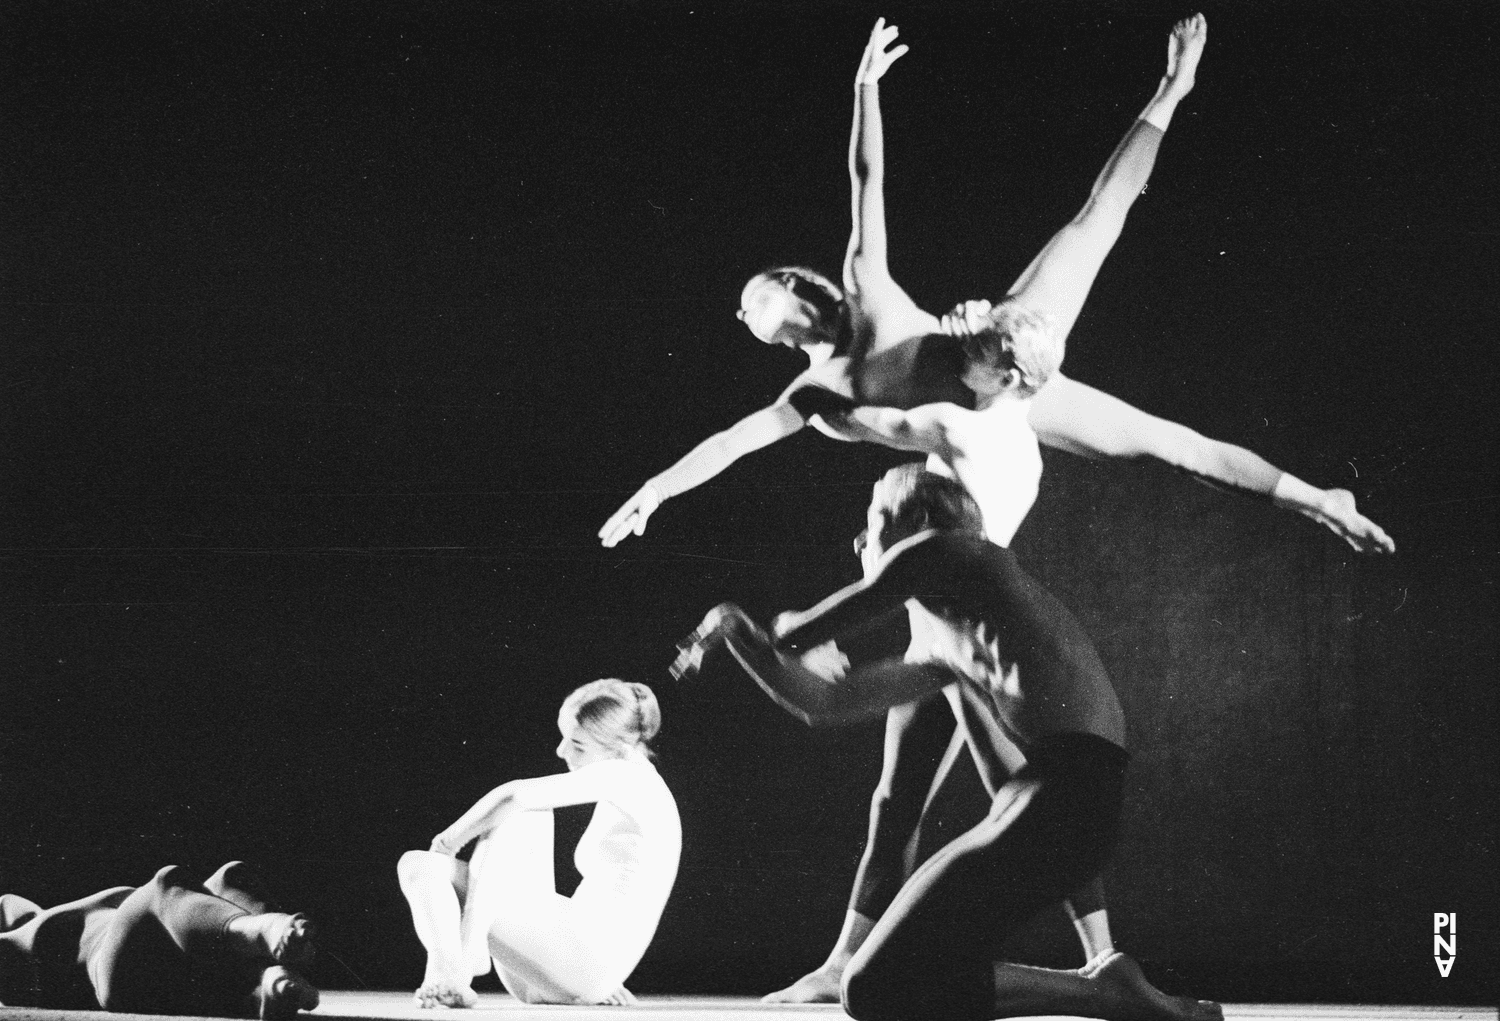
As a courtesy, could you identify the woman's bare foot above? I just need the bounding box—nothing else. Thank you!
[597,986,637,1006]
[1164,14,1208,97]
[250,965,319,1020]
[414,977,479,1009]
[227,912,316,967]
[761,965,843,1004]
[1089,952,1222,1021]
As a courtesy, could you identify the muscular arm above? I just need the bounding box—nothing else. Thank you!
[599,401,805,547]
[673,533,967,726]
[1030,375,1394,553]
[727,626,954,728]
[842,20,902,296]
[804,397,957,458]
[774,530,961,649]
[842,20,930,342]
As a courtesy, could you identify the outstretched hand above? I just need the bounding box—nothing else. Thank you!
[599,483,663,548]
[1310,489,1396,554]
[671,602,754,681]
[855,17,908,86]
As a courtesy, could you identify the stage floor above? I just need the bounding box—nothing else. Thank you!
[1,995,1494,1021]
[313,994,1492,1021]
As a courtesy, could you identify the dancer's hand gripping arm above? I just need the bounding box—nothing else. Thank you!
[599,401,806,547]
[1029,375,1395,553]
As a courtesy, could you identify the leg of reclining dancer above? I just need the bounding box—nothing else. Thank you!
[82,865,316,1018]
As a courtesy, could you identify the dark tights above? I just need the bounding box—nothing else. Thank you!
[850,694,1110,930]
[1,863,275,1015]
[843,733,1128,1021]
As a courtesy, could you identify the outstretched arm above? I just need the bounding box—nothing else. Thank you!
[599,401,805,547]
[1030,374,1395,553]
[808,399,956,457]
[843,18,905,294]
[1005,14,1207,346]
[842,19,929,339]
[673,602,953,727]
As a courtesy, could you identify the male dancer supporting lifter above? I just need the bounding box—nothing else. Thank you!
[676,465,1221,1021]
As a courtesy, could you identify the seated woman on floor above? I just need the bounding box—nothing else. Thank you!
[398,678,681,1007]
[1,860,317,1019]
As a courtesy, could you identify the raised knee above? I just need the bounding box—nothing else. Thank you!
[841,962,899,1021]
[840,965,882,1019]
[396,850,434,888]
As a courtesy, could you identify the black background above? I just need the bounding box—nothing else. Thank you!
[3,0,1495,1006]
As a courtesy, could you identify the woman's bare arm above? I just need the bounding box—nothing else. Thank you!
[599,401,805,547]
[430,768,622,853]
[1030,374,1394,553]
[842,19,931,342]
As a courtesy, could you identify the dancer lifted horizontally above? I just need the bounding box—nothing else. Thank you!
[398,680,680,1007]
[675,465,1222,1021]
[599,15,1390,559]
[0,861,318,1018]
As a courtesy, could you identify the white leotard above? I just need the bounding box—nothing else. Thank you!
[923,397,1042,548]
[568,757,682,945]
[463,755,680,1004]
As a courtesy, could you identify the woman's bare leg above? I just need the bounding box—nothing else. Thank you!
[1004,14,1208,347]
[396,850,477,1008]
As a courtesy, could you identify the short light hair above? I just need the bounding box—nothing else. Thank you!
[560,678,662,755]
[741,266,845,343]
[959,300,1060,395]
[869,463,985,543]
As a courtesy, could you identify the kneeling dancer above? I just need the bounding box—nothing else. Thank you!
[676,465,1220,1021]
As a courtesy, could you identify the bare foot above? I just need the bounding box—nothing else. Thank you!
[1312,489,1395,554]
[1164,14,1208,97]
[1090,952,1221,1021]
[413,978,479,1009]
[597,986,637,1006]
[251,965,319,1020]
[761,966,842,1004]
[229,912,316,967]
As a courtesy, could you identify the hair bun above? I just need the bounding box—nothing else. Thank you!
[631,683,662,744]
